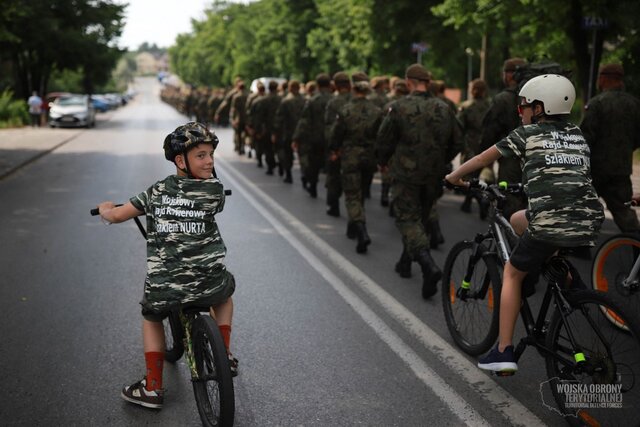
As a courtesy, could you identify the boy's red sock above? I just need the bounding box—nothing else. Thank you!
[144,351,164,391]
[218,324,232,352]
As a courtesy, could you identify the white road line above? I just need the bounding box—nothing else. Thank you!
[218,158,546,426]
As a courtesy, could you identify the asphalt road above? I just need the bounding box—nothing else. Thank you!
[0,77,629,426]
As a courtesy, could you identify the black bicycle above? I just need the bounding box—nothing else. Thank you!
[91,200,234,427]
[443,180,640,426]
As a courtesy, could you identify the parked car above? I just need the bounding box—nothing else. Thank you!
[48,94,96,128]
[250,77,287,93]
[90,95,110,113]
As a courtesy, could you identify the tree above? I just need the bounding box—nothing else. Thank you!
[0,0,126,97]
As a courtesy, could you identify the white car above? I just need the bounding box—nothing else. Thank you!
[48,94,96,128]
[249,77,287,93]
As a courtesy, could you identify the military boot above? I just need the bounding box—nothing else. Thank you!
[283,170,293,183]
[394,248,412,278]
[354,222,371,254]
[460,195,472,213]
[346,222,357,239]
[326,200,340,217]
[415,249,441,299]
[380,183,390,207]
[307,182,317,198]
[429,218,445,249]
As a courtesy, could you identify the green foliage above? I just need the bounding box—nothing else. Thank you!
[167,0,639,109]
[0,89,28,128]
[0,0,126,97]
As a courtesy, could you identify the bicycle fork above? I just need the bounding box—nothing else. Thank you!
[179,311,199,379]
[458,236,492,302]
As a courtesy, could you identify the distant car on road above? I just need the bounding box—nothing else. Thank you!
[48,94,96,128]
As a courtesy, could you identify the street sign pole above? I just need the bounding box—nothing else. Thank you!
[583,16,609,103]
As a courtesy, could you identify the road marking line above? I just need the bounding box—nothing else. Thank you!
[216,158,544,425]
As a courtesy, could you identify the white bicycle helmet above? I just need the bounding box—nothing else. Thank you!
[518,74,575,115]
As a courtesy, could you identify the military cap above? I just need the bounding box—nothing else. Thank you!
[394,79,408,94]
[288,80,301,91]
[333,71,350,83]
[353,81,371,93]
[371,76,385,89]
[405,64,431,81]
[315,73,331,86]
[351,71,369,83]
[503,58,526,72]
[599,63,624,78]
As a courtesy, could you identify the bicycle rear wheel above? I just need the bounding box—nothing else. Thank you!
[545,290,640,427]
[591,234,640,330]
[442,241,501,356]
[191,315,235,427]
[163,311,185,363]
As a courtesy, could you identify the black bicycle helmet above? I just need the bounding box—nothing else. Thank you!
[163,121,219,162]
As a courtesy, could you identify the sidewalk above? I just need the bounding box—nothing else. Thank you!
[0,111,114,180]
[0,127,82,180]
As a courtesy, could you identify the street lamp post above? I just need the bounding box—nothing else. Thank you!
[465,47,474,100]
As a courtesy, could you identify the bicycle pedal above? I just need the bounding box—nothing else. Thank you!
[494,370,516,377]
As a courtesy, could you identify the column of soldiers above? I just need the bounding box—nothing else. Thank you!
[160,58,640,300]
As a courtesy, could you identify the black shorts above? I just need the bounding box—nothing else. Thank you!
[509,231,558,273]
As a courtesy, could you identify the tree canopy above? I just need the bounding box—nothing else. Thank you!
[0,0,126,98]
[169,0,640,108]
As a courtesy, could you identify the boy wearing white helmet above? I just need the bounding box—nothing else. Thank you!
[445,74,604,374]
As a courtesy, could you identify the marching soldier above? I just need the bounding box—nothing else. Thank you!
[324,71,352,216]
[376,64,462,299]
[273,80,305,183]
[329,77,382,253]
[250,80,282,175]
[293,73,333,198]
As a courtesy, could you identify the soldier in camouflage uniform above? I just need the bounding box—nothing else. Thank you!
[368,76,389,109]
[458,78,491,216]
[380,79,409,210]
[480,58,528,219]
[244,82,266,159]
[250,80,282,175]
[98,122,237,408]
[329,79,382,254]
[214,77,242,127]
[581,63,640,232]
[376,64,462,299]
[446,75,604,373]
[273,80,305,183]
[229,80,248,154]
[293,73,333,198]
[324,71,352,216]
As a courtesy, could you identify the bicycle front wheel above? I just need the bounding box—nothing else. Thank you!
[192,315,235,427]
[591,234,640,330]
[442,241,501,356]
[545,290,640,427]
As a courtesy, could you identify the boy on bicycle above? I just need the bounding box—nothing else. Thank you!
[445,75,604,373]
[98,122,237,408]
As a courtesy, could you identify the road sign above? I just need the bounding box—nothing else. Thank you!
[582,16,609,30]
[411,42,428,53]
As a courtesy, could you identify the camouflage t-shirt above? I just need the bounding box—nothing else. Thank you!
[495,121,604,246]
[130,175,235,314]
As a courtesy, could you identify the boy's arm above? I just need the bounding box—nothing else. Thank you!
[445,145,502,186]
[99,201,143,224]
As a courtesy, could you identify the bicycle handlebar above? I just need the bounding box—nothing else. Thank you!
[443,178,523,198]
[89,189,232,216]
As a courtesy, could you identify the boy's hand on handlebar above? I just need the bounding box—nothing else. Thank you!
[444,175,468,189]
[98,201,116,215]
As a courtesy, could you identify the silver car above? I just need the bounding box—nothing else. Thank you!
[48,94,96,128]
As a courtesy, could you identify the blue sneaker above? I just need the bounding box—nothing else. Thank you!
[478,345,518,373]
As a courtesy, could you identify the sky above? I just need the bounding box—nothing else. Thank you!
[118,0,212,50]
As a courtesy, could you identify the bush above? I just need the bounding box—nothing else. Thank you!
[0,90,29,128]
